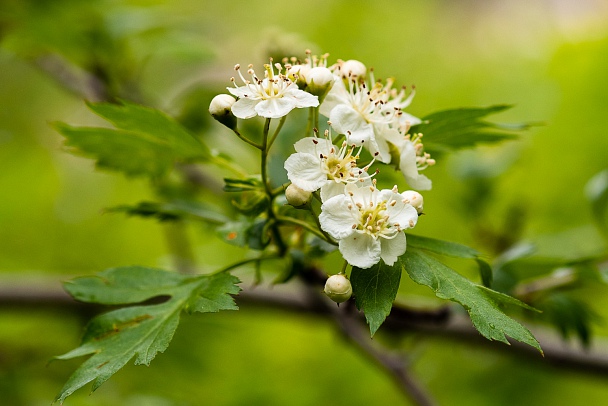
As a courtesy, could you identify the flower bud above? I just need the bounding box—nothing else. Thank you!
[401,190,424,213]
[339,59,367,79]
[285,184,311,207]
[306,67,335,101]
[324,274,352,303]
[288,64,310,88]
[209,94,237,129]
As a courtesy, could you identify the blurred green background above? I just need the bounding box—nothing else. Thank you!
[2,0,608,405]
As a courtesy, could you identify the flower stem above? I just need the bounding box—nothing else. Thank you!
[276,215,337,246]
[261,118,287,255]
[212,254,281,275]
[233,128,263,150]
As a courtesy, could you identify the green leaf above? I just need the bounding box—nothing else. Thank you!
[217,218,270,250]
[411,105,533,154]
[585,169,608,238]
[54,267,240,404]
[350,260,402,337]
[223,177,264,192]
[86,101,209,158]
[406,234,480,258]
[402,249,542,353]
[54,101,209,178]
[476,258,494,288]
[106,200,230,224]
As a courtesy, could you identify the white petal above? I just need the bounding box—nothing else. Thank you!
[287,88,320,108]
[398,112,422,127]
[255,97,296,118]
[372,126,393,164]
[293,137,333,155]
[227,86,257,99]
[319,195,359,239]
[231,97,260,119]
[384,195,419,230]
[339,233,381,269]
[399,141,432,190]
[320,182,346,202]
[284,153,328,192]
[380,232,407,266]
[319,79,349,117]
[329,105,373,144]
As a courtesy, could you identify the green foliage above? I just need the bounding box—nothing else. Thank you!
[586,169,608,238]
[402,249,542,353]
[53,267,240,404]
[412,105,533,155]
[350,261,402,337]
[55,101,209,178]
[107,200,229,224]
[407,234,493,287]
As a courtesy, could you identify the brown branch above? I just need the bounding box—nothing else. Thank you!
[3,276,608,377]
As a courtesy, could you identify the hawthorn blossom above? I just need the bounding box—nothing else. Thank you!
[319,62,422,164]
[284,132,376,202]
[227,62,318,119]
[319,183,419,269]
[392,131,435,190]
[320,78,402,164]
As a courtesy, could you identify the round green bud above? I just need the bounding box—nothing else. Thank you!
[209,94,237,130]
[285,184,312,207]
[324,274,353,303]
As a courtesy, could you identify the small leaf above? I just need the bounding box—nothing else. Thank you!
[406,234,480,258]
[402,249,542,353]
[411,105,534,155]
[106,200,229,224]
[223,177,263,192]
[477,258,493,288]
[54,267,240,404]
[585,169,608,238]
[217,218,270,250]
[350,260,402,337]
[54,101,209,178]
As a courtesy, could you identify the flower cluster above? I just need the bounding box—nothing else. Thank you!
[210,51,436,269]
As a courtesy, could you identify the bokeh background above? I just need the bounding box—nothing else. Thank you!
[2,0,608,405]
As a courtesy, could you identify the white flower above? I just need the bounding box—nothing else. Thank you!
[320,71,421,164]
[392,132,435,190]
[284,133,375,202]
[319,183,419,269]
[320,78,402,164]
[227,62,318,119]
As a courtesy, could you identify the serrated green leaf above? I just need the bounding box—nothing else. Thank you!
[350,261,402,337]
[56,123,176,177]
[54,267,240,404]
[411,105,532,154]
[406,234,480,258]
[54,101,209,178]
[402,249,542,353]
[86,100,209,158]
